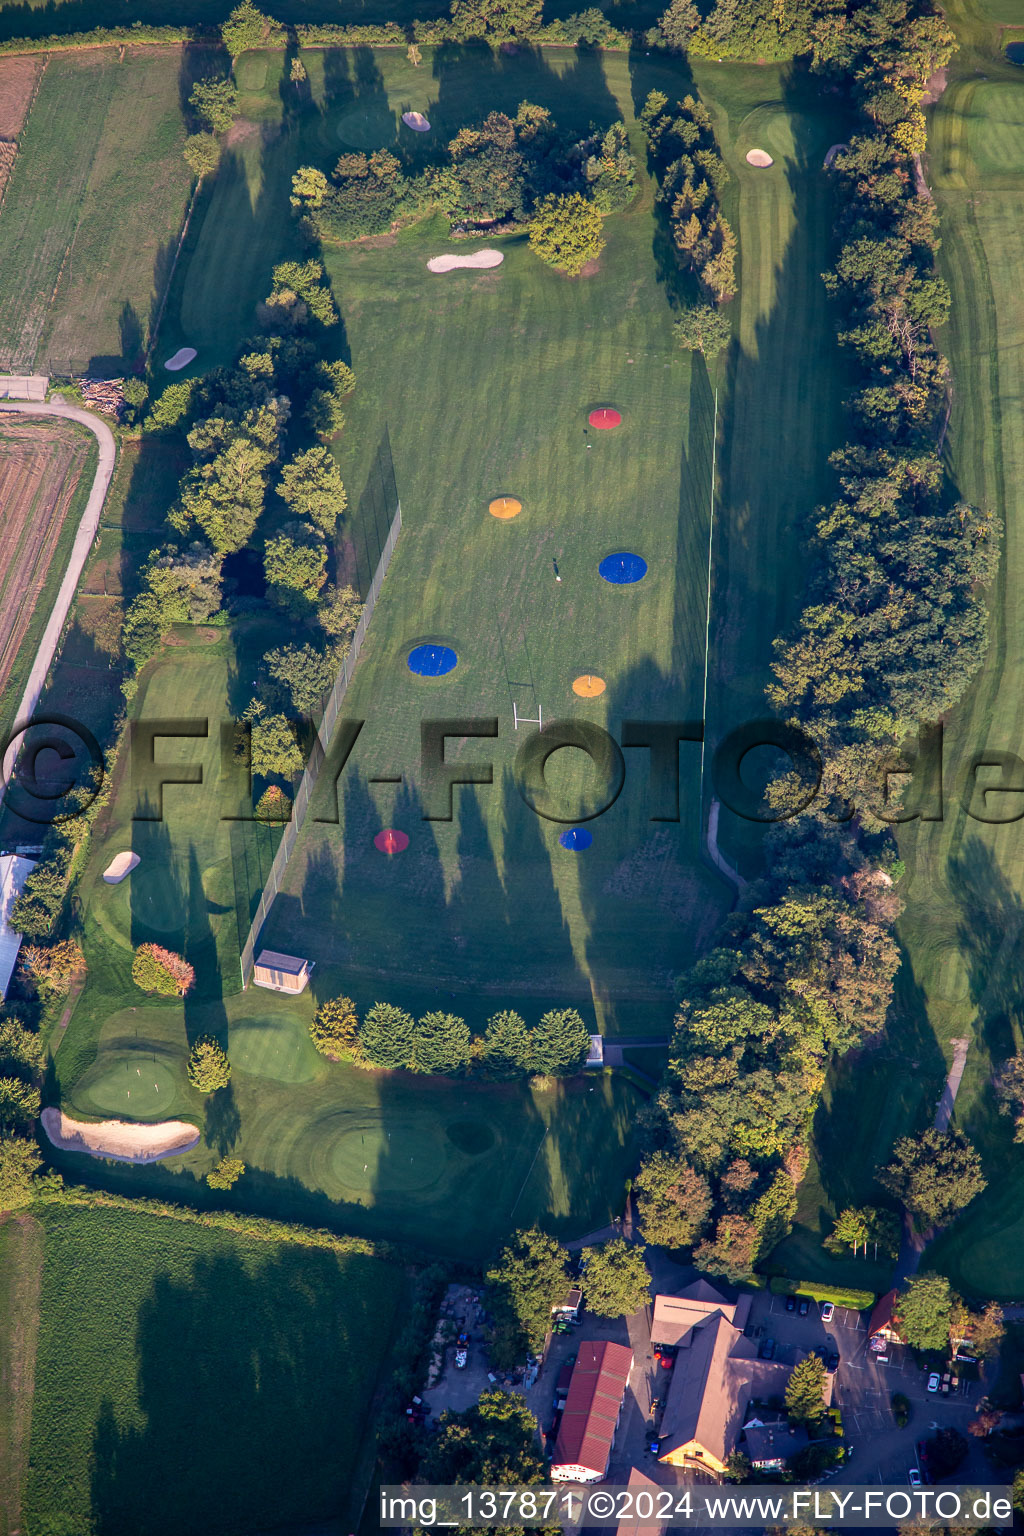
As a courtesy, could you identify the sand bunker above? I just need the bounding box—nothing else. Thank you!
[164,346,197,371]
[745,148,774,168]
[824,142,851,170]
[102,850,139,885]
[428,249,504,273]
[402,111,431,132]
[41,1107,200,1164]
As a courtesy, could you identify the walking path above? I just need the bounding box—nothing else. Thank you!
[0,398,116,802]
[893,1036,971,1286]
[707,798,747,892]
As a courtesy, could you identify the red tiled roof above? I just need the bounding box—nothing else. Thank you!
[553,1340,633,1477]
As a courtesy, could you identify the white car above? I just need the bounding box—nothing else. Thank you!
[909,1468,921,1488]
[820,1302,835,1323]
[927,1372,941,1393]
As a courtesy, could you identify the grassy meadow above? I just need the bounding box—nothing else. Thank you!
[15,1205,403,1536]
[0,47,191,372]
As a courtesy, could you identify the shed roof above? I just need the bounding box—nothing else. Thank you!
[254,949,309,975]
[553,1339,633,1476]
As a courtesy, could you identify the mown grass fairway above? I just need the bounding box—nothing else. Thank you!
[781,2,1024,1296]
[21,1205,403,1536]
[0,47,191,371]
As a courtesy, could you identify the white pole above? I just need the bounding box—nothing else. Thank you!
[698,386,719,814]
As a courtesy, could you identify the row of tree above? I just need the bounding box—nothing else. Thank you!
[310,995,594,1079]
[635,0,995,1283]
[640,89,736,306]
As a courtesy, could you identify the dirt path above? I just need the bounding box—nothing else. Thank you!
[706,797,747,892]
[0,399,116,802]
[0,1213,44,1536]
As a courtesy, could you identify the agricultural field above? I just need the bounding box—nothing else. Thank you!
[780,1,1024,1297]
[0,416,96,748]
[0,1216,43,1536]
[8,1204,403,1536]
[0,47,191,372]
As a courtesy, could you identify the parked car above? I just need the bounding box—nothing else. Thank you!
[820,1301,835,1323]
[927,1372,941,1392]
[785,1294,797,1312]
[909,1467,921,1488]
[798,1296,810,1317]
[759,1337,776,1360]
[827,1351,840,1374]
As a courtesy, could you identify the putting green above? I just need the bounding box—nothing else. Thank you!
[966,84,1024,177]
[125,862,186,939]
[230,1013,323,1084]
[236,55,269,92]
[737,103,801,166]
[69,1048,188,1121]
[307,1112,448,1198]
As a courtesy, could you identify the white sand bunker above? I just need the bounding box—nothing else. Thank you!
[102,850,139,885]
[164,346,197,371]
[824,142,851,170]
[42,1107,200,1164]
[402,110,430,131]
[746,148,774,168]
[427,249,504,273]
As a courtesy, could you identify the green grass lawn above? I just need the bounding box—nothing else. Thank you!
[777,4,1024,1297]
[20,1204,404,1536]
[0,47,191,372]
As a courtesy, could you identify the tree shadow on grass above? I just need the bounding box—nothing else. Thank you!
[89,1247,379,1536]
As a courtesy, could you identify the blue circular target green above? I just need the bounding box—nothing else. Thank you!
[408,643,458,676]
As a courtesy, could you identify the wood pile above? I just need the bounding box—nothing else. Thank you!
[80,378,126,419]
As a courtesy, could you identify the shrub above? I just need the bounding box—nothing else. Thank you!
[206,1156,245,1189]
[0,1135,44,1211]
[184,132,221,179]
[254,785,293,822]
[310,996,359,1058]
[221,0,284,56]
[19,939,84,994]
[187,1036,231,1092]
[132,943,194,997]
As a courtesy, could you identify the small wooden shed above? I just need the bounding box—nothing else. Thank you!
[253,949,313,995]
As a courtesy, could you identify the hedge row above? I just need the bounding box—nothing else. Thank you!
[32,1182,422,1265]
[0,17,633,58]
[768,1275,877,1310]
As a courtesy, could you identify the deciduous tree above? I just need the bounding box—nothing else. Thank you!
[879,1128,986,1227]
[634,1151,712,1248]
[485,1228,569,1367]
[278,446,348,535]
[528,192,604,276]
[895,1272,952,1352]
[189,77,239,134]
[581,1238,650,1317]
